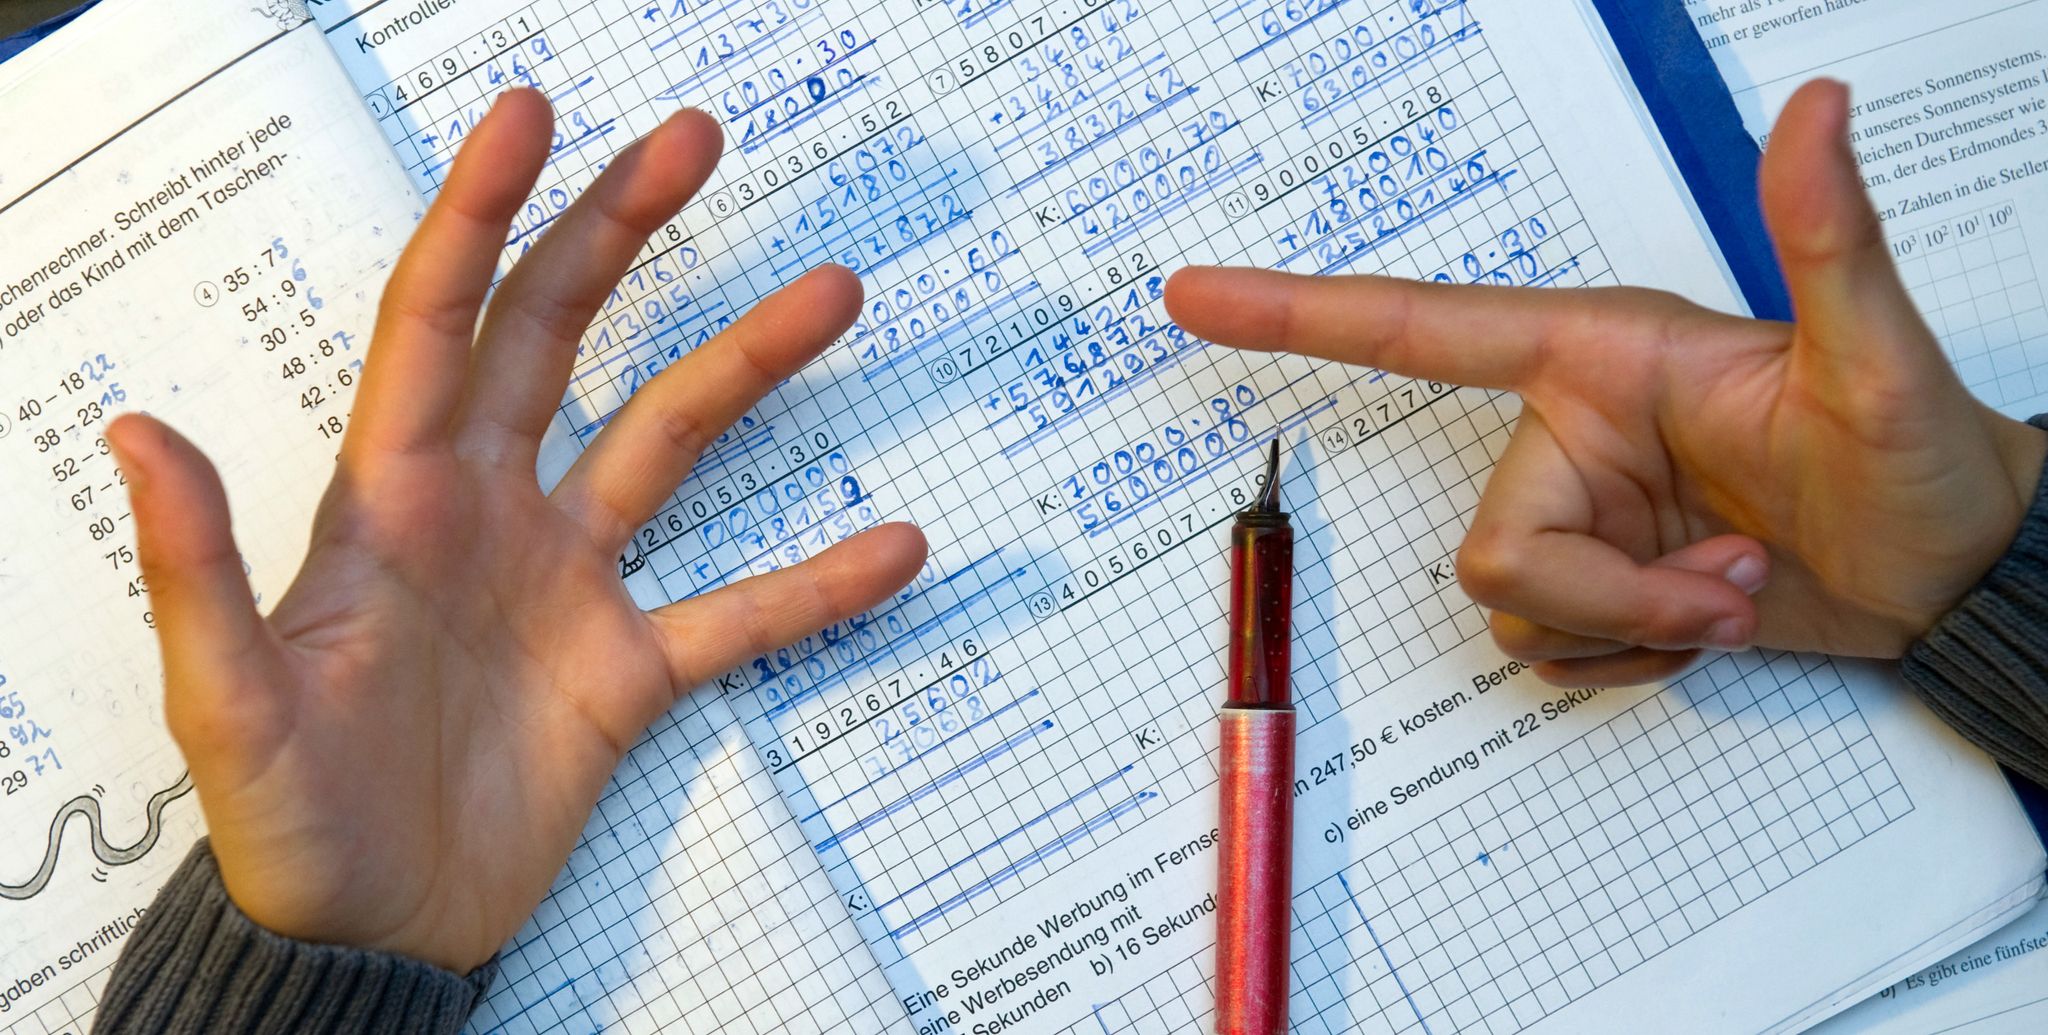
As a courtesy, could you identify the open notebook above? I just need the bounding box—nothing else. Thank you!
[3,0,2047,1032]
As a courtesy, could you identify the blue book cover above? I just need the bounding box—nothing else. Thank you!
[0,2,100,64]
[1590,0,1794,322]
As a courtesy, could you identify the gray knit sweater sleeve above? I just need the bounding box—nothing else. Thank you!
[1901,415,2048,789]
[91,839,492,1034]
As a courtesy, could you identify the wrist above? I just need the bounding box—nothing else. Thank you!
[208,825,496,975]
[1861,412,2048,657]
[222,879,493,976]
[1899,411,2048,647]
[97,840,493,1032]
[1994,412,2048,512]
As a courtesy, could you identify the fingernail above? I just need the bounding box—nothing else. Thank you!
[1706,618,1749,651]
[1723,555,1768,595]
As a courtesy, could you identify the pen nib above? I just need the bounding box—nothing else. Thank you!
[1256,439,1283,513]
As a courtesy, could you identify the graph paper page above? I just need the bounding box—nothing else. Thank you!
[310,0,2047,1032]
[0,0,421,1028]
[1686,0,2048,418]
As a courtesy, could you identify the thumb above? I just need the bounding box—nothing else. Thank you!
[106,415,277,745]
[1759,79,1943,378]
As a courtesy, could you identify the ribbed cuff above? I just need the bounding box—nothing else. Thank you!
[93,839,493,1035]
[1901,415,2048,789]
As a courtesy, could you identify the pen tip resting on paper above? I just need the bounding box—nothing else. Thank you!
[1256,439,1283,514]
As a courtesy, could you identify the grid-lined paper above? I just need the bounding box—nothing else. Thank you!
[1075,652,1913,1034]
[323,1,1616,1024]
[1893,200,2048,408]
[301,0,2048,1030]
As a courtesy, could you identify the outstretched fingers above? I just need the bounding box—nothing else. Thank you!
[456,109,724,466]
[643,523,928,718]
[552,265,863,550]
[349,89,553,458]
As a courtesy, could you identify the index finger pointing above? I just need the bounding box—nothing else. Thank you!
[1165,266,1587,391]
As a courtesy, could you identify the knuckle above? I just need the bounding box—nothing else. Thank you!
[1575,285,1678,315]
[163,674,271,759]
[437,177,520,231]
[1639,652,1698,685]
[781,563,840,637]
[509,282,605,346]
[717,316,792,389]
[731,337,784,387]
[1373,281,1415,359]
[641,396,713,457]
[165,696,232,755]
[1455,532,1522,606]
[590,179,672,242]
[1270,281,1304,353]
[1622,600,1700,650]
[1488,612,1548,662]
[380,288,482,342]
[1486,607,1524,641]
[1782,199,1886,267]
[733,575,827,666]
[1608,286,1687,311]
[1496,641,1546,665]
[1533,659,1603,690]
[559,483,635,551]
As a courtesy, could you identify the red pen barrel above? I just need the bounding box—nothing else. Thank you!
[1218,449,1295,1033]
[1216,704,1295,1035]
[1227,518,1293,707]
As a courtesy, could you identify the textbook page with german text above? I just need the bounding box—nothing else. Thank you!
[1690,0,2048,418]
[1695,4,2048,1031]
[0,2,905,1032]
[0,0,416,1026]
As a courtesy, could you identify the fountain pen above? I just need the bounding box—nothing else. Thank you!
[1216,440,1295,1035]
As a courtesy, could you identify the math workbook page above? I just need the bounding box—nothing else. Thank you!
[311,1,2044,1033]
[1688,0,2048,418]
[0,0,417,1028]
